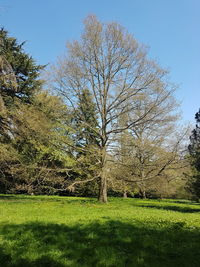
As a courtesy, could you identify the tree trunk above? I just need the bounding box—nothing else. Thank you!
[142,189,146,199]
[123,190,128,198]
[141,170,146,199]
[98,174,108,203]
[139,187,146,199]
[98,146,108,203]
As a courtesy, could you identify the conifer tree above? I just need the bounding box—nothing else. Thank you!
[68,88,101,195]
[188,109,200,198]
[74,88,100,147]
[0,28,43,139]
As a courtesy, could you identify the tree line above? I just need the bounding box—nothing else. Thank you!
[0,16,199,202]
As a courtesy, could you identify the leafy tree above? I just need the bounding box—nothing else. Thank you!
[0,91,75,194]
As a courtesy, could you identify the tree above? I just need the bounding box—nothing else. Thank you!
[51,15,178,202]
[74,88,100,146]
[0,28,43,140]
[0,90,75,194]
[66,88,101,195]
[0,29,75,194]
[111,92,189,198]
[188,109,200,199]
[0,28,44,192]
[0,28,43,99]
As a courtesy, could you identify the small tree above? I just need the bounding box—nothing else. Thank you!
[67,88,101,195]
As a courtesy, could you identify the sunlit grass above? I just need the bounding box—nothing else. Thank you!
[0,195,200,266]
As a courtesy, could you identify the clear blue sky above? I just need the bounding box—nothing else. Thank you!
[0,0,199,124]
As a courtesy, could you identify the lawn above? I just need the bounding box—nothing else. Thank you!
[0,195,200,267]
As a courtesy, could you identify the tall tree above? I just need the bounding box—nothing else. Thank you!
[188,109,200,199]
[0,28,43,139]
[52,15,177,202]
[0,29,75,194]
[0,28,43,99]
[0,28,44,191]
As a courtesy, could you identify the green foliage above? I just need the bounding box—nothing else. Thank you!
[66,88,101,195]
[0,195,200,266]
[0,27,190,201]
[0,28,43,101]
[0,28,44,141]
[1,92,75,194]
[74,88,100,147]
[188,109,200,199]
[0,29,75,194]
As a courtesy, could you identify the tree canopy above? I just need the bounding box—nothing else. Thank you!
[51,15,182,202]
[0,18,191,201]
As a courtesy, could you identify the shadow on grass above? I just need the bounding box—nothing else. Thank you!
[137,204,200,213]
[167,200,199,206]
[0,195,97,205]
[0,220,200,267]
[0,195,48,202]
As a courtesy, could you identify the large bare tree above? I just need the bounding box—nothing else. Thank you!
[51,15,177,202]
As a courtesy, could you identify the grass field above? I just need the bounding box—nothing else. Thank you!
[0,195,200,267]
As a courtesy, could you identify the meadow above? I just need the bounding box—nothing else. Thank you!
[0,195,200,267]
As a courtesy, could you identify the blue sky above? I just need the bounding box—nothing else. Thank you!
[0,0,199,124]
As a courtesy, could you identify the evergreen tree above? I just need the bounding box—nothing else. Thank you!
[68,88,101,196]
[0,28,43,140]
[74,88,100,147]
[188,109,200,199]
[0,28,43,100]
[0,29,75,194]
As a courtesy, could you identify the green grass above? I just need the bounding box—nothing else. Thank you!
[0,195,200,266]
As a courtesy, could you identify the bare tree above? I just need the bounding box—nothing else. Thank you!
[51,15,177,202]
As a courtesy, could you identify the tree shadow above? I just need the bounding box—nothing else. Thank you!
[137,204,200,213]
[0,220,200,267]
[0,195,44,202]
[158,199,200,206]
[0,195,97,205]
[0,195,20,200]
[169,200,199,205]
